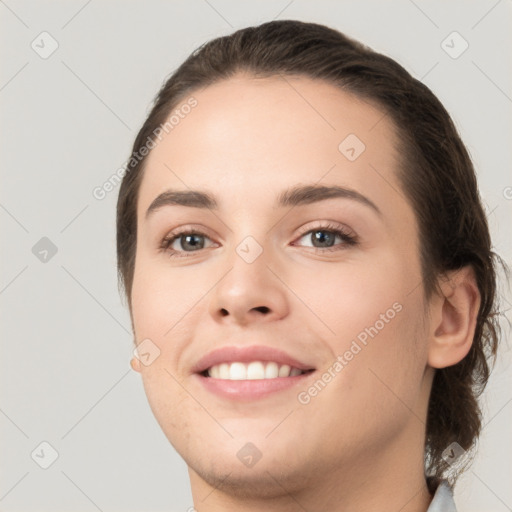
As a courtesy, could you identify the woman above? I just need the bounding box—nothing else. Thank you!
[117,20,502,511]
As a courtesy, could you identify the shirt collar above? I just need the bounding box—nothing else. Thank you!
[427,481,457,512]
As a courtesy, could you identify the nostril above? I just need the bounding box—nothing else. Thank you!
[253,306,270,314]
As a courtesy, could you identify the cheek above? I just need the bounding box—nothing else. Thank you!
[129,262,196,410]
[328,292,427,421]
[290,249,427,410]
[288,249,412,344]
[130,254,204,345]
[130,260,205,444]
[297,295,427,462]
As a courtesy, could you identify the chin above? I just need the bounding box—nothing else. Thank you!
[189,455,314,500]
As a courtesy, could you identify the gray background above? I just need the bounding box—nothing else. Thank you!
[1,0,511,511]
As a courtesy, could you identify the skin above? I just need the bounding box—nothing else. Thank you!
[129,74,480,511]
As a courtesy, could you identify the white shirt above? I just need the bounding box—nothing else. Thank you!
[427,481,457,511]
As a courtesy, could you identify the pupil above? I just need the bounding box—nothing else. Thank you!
[313,231,334,247]
[182,234,204,251]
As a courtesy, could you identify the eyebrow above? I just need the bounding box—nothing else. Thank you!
[145,184,381,218]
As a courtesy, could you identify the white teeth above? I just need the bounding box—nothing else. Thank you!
[265,361,279,379]
[206,361,307,380]
[219,363,230,379]
[278,364,291,377]
[210,365,220,379]
[247,361,265,380]
[229,362,247,380]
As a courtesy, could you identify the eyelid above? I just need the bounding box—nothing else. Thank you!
[294,220,356,239]
[162,224,216,240]
[159,224,217,251]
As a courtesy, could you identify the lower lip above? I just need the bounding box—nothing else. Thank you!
[194,372,315,401]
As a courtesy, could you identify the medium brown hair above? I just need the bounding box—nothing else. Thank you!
[116,20,503,490]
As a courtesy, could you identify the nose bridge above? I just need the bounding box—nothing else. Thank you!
[207,229,289,325]
[223,209,274,274]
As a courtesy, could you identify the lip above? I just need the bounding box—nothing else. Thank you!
[191,345,316,374]
[191,345,316,401]
[194,371,315,401]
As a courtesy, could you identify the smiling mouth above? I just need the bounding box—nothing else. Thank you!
[200,361,315,380]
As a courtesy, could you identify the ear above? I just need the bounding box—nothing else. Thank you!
[130,357,141,373]
[428,265,481,369]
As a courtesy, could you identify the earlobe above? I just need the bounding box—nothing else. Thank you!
[428,266,481,369]
[130,357,142,373]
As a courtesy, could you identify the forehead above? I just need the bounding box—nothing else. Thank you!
[137,74,403,216]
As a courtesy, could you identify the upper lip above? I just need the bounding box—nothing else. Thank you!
[192,345,316,374]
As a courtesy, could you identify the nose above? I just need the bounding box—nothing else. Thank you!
[208,245,289,326]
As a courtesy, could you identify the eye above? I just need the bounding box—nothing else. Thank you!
[160,228,216,257]
[293,222,358,252]
[160,222,358,258]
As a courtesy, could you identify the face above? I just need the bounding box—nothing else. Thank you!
[130,74,433,498]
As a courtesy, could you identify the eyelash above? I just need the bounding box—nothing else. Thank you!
[159,222,358,258]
